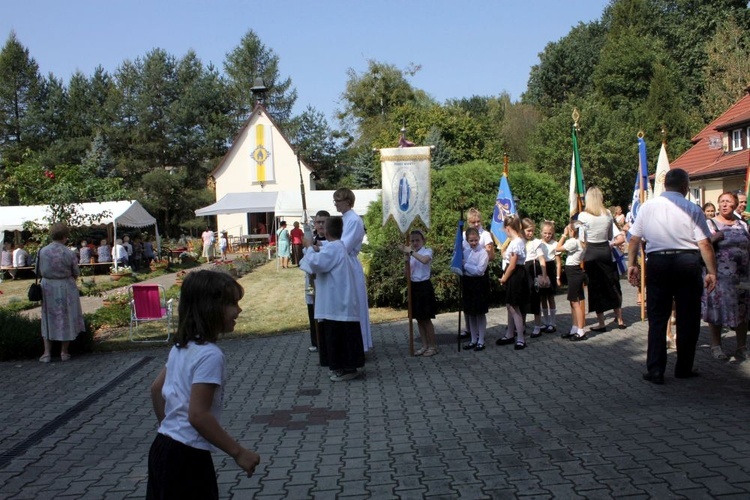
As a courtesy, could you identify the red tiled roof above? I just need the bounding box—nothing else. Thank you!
[672,92,750,179]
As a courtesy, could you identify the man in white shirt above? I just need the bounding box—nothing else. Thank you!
[627,169,717,384]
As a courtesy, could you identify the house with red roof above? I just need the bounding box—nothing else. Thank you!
[671,86,750,204]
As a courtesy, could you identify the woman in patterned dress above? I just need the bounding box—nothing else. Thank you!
[702,192,749,361]
[38,222,85,362]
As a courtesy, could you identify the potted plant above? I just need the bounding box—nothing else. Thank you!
[110,265,133,281]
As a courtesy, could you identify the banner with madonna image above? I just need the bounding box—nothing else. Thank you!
[380,146,431,233]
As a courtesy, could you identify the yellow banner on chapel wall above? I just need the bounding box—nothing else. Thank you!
[250,123,275,184]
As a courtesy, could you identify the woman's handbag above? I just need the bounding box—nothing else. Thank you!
[28,252,42,302]
[28,282,42,302]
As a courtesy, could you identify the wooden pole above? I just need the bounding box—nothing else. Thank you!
[406,232,414,356]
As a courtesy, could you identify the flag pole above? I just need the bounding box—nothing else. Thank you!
[457,210,464,353]
[638,131,647,322]
[405,229,415,356]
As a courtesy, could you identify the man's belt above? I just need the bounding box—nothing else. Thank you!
[647,249,699,256]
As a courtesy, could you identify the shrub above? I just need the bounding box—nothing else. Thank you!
[0,309,95,361]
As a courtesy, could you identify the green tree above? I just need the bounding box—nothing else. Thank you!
[700,17,750,120]
[0,32,42,167]
[524,21,607,110]
[287,105,342,188]
[224,30,297,127]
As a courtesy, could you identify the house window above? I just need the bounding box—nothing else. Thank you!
[747,127,750,148]
[732,129,743,151]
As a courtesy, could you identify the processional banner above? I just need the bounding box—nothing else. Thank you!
[380,146,431,232]
[249,123,275,185]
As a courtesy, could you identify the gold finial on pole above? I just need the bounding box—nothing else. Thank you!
[572,107,580,130]
[637,130,645,139]
[661,126,667,145]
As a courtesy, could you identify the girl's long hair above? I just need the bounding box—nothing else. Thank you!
[175,270,244,347]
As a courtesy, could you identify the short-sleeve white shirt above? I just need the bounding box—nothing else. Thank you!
[410,247,433,282]
[629,191,710,252]
[159,343,225,452]
[502,237,526,270]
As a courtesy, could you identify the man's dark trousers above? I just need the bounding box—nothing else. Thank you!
[645,252,703,377]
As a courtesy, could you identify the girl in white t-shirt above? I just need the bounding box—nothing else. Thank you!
[539,221,561,333]
[522,219,551,338]
[497,216,529,350]
[400,230,438,356]
[462,227,490,351]
[148,271,260,499]
[556,220,587,340]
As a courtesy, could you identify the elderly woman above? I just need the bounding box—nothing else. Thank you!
[702,192,749,360]
[276,221,291,268]
[38,223,85,362]
[577,187,625,332]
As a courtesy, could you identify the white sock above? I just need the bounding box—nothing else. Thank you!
[577,328,585,336]
[532,325,542,334]
[570,326,577,334]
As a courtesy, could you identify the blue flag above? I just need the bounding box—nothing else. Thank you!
[450,219,464,275]
[631,137,651,221]
[490,175,516,245]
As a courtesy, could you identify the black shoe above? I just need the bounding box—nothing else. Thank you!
[495,336,515,346]
[560,332,574,339]
[544,325,557,333]
[459,331,470,339]
[590,326,607,333]
[514,341,526,350]
[642,372,665,385]
[463,342,478,351]
[675,371,700,379]
[530,330,543,339]
[570,333,587,342]
[474,343,485,351]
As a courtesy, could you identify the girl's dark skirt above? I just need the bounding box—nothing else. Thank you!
[524,260,542,315]
[411,279,437,320]
[539,260,558,296]
[147,433,218,500]
[504,266,529,314]
[583,242,622,313]
[565,265,586,302]
[462,273,489,315]
[322,320,365,372]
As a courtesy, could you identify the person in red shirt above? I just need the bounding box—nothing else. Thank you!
[290,221,304,266]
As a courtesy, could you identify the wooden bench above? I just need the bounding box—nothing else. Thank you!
[0,266,36,281]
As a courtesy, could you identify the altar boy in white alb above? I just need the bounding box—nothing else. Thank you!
[300,216,365,382]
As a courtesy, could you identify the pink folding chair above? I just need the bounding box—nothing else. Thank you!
[128,284,174,342]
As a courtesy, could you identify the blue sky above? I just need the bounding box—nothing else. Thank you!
[2,0,610,124]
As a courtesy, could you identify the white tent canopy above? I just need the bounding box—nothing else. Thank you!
[195,192,278,216]
[0,201,159,255]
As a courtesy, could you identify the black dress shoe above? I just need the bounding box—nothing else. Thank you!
[642,372,664,385]
[570,333,587,342]
[530,330,543,338]
[675,371,700,379]
[459,331,470,339]
[463,342,478,351]
[560,332,573,339]
[590,326,607,333]
[544,325,557,333]
[495,336,515,346]
[514,341,526,350]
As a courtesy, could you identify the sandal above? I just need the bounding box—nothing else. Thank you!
[39,354,51,363]
[422,348,438,357]
[711,346,728,360]
[60,353,71,362]
[414,347,427,356]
